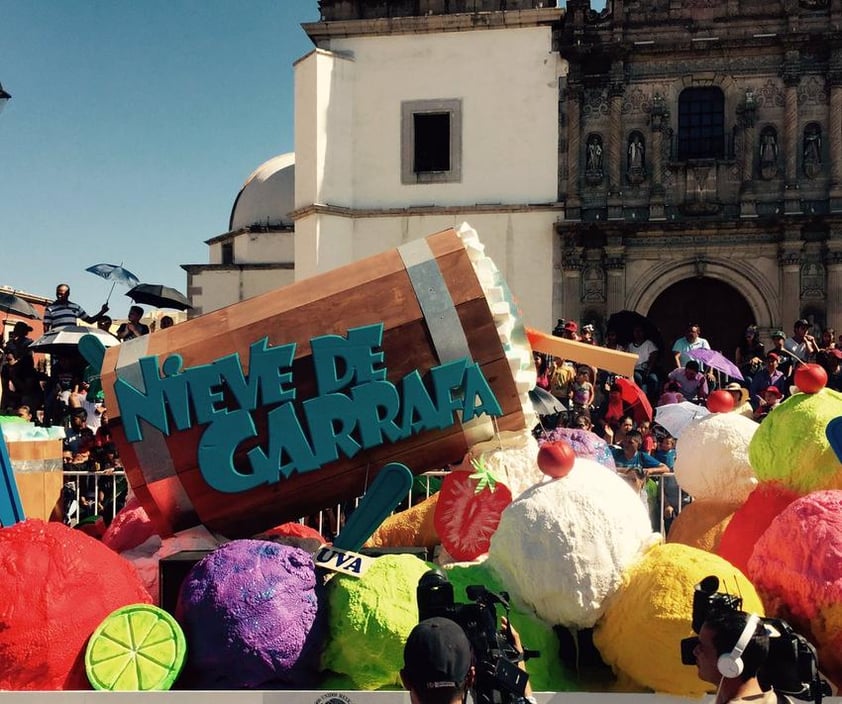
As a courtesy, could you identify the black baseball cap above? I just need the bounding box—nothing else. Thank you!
[403,617,472,689]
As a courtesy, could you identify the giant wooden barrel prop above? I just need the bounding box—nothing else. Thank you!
[99,226,533,538]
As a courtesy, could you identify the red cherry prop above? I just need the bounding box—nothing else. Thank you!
[794,363,828,394]
[706,389,735,413]
[537,440,576,478]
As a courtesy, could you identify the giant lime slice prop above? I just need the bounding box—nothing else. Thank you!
[85,604,187,690]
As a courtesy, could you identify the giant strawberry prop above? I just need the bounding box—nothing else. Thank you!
[433,458,512,561]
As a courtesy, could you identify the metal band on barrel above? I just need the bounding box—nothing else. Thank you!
[399,238,494,442]
[115,337,197,528]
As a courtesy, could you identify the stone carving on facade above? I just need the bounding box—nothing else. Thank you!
[799,0,829,9]
[622,87,650,116]
[582,88,609,119]
[803,123,823,179]
[627,131,646,185]
[581,263,606,303]
[759,126,780,179]
[797,76,828,106]
[800,260,826,298]
[585,133,605,185]
[757,79,785,108]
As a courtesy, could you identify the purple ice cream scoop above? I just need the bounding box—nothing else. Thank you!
[176,539,324,689]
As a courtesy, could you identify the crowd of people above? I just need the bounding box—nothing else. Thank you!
[1,283,177,525]
[533,315,838,532]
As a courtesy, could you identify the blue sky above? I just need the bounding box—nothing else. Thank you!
[0,0,317,312]
[0,0,600,315]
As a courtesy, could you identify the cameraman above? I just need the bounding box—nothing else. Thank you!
[693,609,784,704]
[401,617,535,704]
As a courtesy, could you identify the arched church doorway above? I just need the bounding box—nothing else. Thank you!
[646,277,755,367]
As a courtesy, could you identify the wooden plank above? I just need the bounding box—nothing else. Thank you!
[526,328,638,378]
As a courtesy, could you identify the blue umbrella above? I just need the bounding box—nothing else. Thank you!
[85,262,140,303]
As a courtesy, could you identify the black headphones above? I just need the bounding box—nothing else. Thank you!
[717,613,760,678]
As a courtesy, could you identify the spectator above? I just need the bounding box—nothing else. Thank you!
[4,321,34,361]
[667,360,709,401]
[820,327,837,351]
[768,330,794,378]
[638,419,656,453]
[657,381,684,406]
[96,315,114,333]
[533,352,551,391]
[116,305,150,341]
[784,319,818,363]
[723,382,753,418]
[611,430,670,513]
[1,349,41,412]
[748,352,788,409]
[43,283,109,332]
[818,349,842,391]
[606,414,635,447]
[753,386,783,422]
[627,324,660,402]
[562,320,580,341]
[569,365,595,416]
[672,323,711,369]
[734,325,764,387]
[580,323,596,345]
[159,315,175,329]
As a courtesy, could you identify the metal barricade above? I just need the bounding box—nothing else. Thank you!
[61,469,127,527]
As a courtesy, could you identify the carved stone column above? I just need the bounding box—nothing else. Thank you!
[649,94,669,220]
[566,80,583,217]
[607,80,625,218]
[782,50,801,213]
[826,229,842,331]
[737,89,758,217]
[828,48,842,210]
[604,236,627,313]
[779,231,804,327]
[562,241,584,322]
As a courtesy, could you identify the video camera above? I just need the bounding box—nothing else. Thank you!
[679,575,830,703]
[417,569,539,704]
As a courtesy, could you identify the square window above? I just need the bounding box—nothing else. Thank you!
[401,99,462,184]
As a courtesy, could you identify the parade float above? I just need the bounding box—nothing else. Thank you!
[0,224,840,703]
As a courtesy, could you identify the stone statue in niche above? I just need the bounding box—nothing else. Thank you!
[759,126,779,180]
[803,123,822,179]
[627,132,646,185]
[585,133,604,185]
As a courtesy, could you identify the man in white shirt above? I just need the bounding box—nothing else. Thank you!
[784,319,818,363]
[628,324,659,401]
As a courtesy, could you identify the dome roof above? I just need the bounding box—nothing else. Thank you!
[229,152,295,231]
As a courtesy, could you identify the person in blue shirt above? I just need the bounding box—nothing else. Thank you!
[612,430,671,527]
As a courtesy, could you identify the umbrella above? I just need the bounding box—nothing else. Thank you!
[606,310,664,349]
[126,283,192,310]
[614,376,654,424]
[655,401,710,438]
[0,291,40,320]
[30,325,119,355]
[686,348,744,381]
[85,262,140,303]
[538,426,616,470]
[529,387,566,417]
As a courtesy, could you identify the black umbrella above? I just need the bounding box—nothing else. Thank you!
[126,284,192,311]
[529,387,566,416]
[606,310,664,349]
[0,291,40,320]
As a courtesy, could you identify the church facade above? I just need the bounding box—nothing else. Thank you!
[185,0,842,353]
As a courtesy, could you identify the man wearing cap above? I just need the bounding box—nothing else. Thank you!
[402,617,534,704]
[562,320,580,341]
[784,319,818,363]
[749,353,788,410]
[768,330,794,378]
[4,321,34,361]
